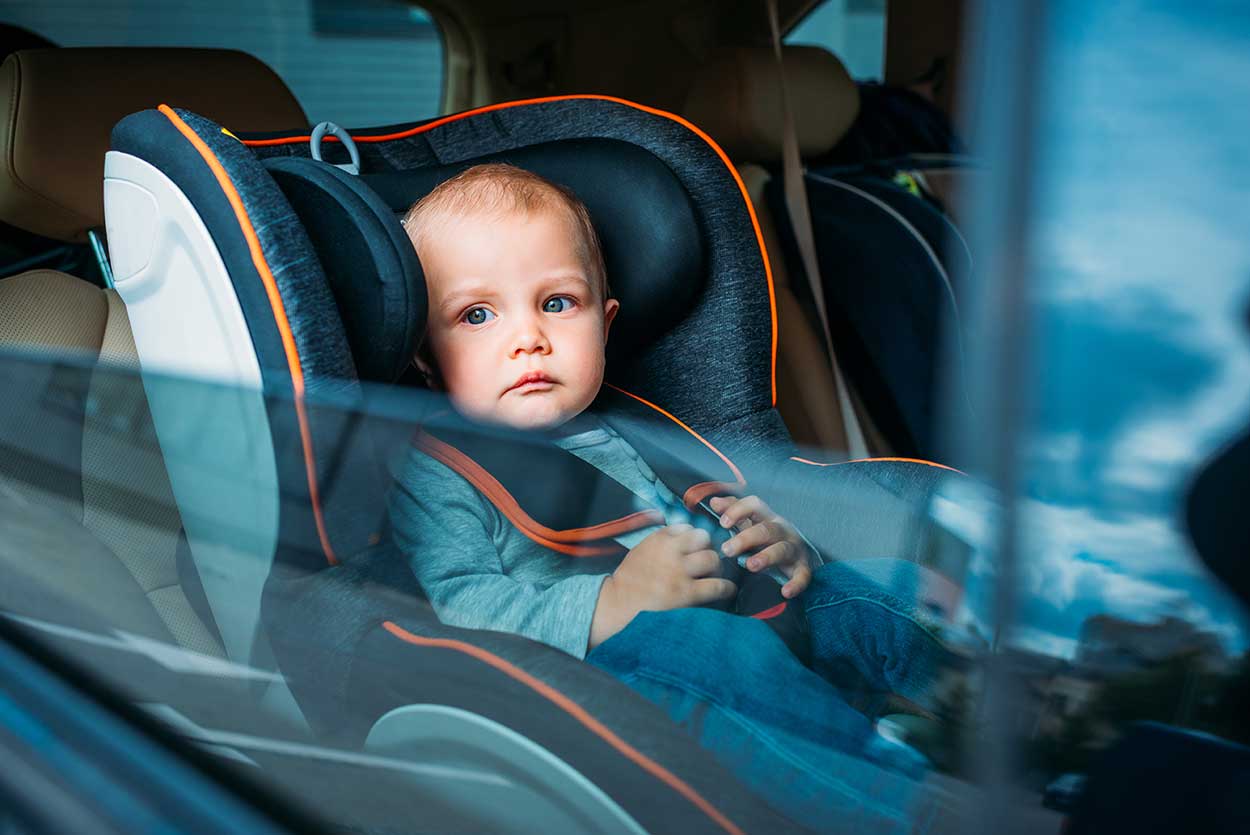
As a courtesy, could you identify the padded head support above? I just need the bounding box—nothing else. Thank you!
[264,158,424,384]
[683,46,859,162]
[0,47,307,242]
[360,138,705,366]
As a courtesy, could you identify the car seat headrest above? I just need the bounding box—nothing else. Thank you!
[0,47,307,242]
[263,157,424,384]
[682,46,859,162]
[357,138,705,367]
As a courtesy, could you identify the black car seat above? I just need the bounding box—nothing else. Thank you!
[0,48,306,678]
[103,96,970,833]
[685,46,971,461]
[817,169,974,290]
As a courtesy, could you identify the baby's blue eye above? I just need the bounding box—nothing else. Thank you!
[543,296,574,313]
[463,307,495,325]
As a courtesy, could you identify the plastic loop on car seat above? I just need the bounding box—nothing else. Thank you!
[310,121,361,175]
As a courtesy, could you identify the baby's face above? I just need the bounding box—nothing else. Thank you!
[418,207,618,430]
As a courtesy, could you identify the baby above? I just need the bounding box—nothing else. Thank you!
[395,162,813,653]
[389,162,949,828]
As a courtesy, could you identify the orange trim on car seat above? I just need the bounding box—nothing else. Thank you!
[414,430,662,557]
[158,104,339,566]
[241,95,779,406]
[751,602,787,620]
[605,384,747,489]
[683,481,746,511]
[381,620,747,835]
[789,455,964,475]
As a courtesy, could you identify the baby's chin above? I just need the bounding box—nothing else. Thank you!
[454,395,582,432]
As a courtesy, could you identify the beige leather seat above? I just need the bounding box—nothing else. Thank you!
[0,48,307,656]
[684,46,890,456]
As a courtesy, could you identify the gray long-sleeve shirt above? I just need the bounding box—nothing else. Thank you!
[387,417,691,659]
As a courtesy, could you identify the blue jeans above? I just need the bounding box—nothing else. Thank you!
[586,558,952,833]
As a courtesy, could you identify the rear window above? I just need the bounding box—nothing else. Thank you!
[1,0,444,127]
[786,0,887,81]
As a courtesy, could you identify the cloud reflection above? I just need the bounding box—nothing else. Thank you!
[1006,0,1250,656]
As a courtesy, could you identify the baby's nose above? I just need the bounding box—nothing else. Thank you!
[511,319,551,356]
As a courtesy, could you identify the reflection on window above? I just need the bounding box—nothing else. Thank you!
[1005,0,1250,791]
[786,0,887,81]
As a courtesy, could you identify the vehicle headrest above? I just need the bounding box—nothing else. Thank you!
[263,157,425,384]
[0,47,307,242]
[356,138,705,368]
[682,46,859,162]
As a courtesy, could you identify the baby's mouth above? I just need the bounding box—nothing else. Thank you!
[504,370,557,395]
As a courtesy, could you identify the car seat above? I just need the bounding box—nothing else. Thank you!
[103,96,971,833]
[684,46,973,460]
[0,47,307,668]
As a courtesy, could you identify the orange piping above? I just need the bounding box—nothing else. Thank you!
[415,430,661,556]
[751,602,787,620]
[241,95,778,406]
[789,455,964,475]
[159,104,338,565]
[606,384,746,486]
[382,621,745,835]
[683,481,746,511]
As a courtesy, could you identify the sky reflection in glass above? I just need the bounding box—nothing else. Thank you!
[1012,0,1250,659]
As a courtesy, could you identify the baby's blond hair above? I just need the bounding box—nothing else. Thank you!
[401,163,608,298]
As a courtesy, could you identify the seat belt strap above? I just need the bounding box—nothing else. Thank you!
[765,0,869,459]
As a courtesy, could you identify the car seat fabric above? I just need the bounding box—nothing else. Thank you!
[261,157,425,385]
[106,103,823,834]
[110,107,387,583]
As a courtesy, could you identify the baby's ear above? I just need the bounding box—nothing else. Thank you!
[602,298,621,343]
[413,354,442,390]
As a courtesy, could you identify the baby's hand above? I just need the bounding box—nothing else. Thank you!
[709,495,814,599]
[589,524,735,648]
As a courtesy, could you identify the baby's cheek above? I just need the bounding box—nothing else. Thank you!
[439,354,487,402]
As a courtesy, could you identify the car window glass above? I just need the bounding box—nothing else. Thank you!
[785,0,887,80]
[1001,0,1250,792]
[0,0,444,126]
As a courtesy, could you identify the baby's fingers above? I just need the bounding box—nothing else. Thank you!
[717,496,772,530]
[682,549,722,579]
[743,540,798,573]
[688,577,738,606]
[668,525,711,552]
[781,559,813,599]
[721,520,779,557]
